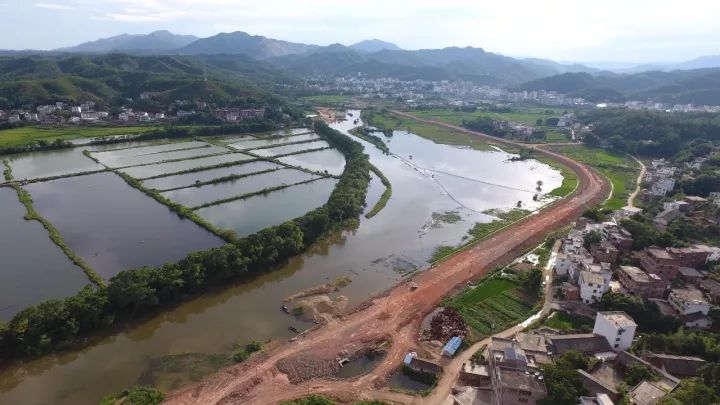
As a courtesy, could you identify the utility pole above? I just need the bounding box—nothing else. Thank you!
[203,63,207,82]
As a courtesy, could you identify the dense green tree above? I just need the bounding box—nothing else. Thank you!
[583,230,601,249]
[661,378,719,404]
[539,351,589,405]
[519,268,543,295]
[624,363,659,386]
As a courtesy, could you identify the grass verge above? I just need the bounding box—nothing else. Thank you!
[365,164,392,218]
[547,145,639,210]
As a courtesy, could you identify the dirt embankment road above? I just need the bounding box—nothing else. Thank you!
[165,112,610,405]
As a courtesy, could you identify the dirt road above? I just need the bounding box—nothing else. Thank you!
[165,112,610,405]
[627,155,646,208]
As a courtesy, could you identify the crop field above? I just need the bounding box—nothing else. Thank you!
[0,127,346,318]
[548,145,639,210]
[445,278,536,337]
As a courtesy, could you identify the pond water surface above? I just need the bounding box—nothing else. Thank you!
[251,140,330,157]
[141,161,282,191]
[277,148,347,175]
[160,169,320,208]
[24,172,225,279]
[0,111,565,404]
[119,153,254,179]
[228,134,320,151]
[93,144,226,168]
[0,187,89,321]
[195,178,338,237]
[5,148,103,180]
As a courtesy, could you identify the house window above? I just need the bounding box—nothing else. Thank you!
[614,343,619,348]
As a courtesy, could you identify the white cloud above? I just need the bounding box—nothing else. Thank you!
[34,2,73,10]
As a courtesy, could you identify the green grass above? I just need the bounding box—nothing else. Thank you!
[468,209,530,240]
[541,311,594,332]
[0,125,163,147]
[445,278,536,337]
[548,145,640,210]
[543,131,571,143]
[412,108,563,127]
[365,164,392,219]
[364,109,494,151]
[301,95,351,106]
[537,157,579,197]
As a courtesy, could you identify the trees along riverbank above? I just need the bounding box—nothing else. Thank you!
[0,120,370,362]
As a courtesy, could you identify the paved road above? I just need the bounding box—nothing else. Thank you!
[165,113,610,405]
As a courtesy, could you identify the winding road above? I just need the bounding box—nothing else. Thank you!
[164,112,610,405]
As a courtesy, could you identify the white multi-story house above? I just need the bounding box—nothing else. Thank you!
[579,271,607,304]
[593,311,637,352]
[668,288,711,316]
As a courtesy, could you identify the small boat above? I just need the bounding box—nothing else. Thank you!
[288,326,300,334]
[348,112,354,117]
[281,304,289,313]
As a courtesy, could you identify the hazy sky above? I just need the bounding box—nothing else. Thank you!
[2,0,720,63]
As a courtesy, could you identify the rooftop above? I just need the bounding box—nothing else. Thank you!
[646,247,674,260]
[580,270,605,285]
[547,333,612,354]
[619,265,650,283]
[677,267,702,278]
[496,366,546,393]
[598,311,637,328]
[628,381,666,405]
[670,288,708,305]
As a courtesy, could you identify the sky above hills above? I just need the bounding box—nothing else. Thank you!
[2,0,720,63]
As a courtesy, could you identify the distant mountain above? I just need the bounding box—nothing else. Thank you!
[270,46,593,85]
[57,30,199,54]
[178,31,317,59]
[349,39,402,53]
[518,68,720,104]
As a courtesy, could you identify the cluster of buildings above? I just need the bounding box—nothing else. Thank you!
[599,100,720,113]
[302,75,593,108]
[0,100,267,126]
[447,311,704,405]
[645,159,680,197]
[554,212,719,330]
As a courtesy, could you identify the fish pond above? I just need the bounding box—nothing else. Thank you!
[24,172,225,279]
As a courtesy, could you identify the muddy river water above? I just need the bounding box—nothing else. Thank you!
[0,111,561,404]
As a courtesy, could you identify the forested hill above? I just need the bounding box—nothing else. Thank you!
[0,54,299,109]
[518,69,720,105]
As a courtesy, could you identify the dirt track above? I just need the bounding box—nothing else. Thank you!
[164,112,610,405]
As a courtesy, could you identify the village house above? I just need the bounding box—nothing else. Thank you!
[403,352,443,377]
[618,265,668,299]
[488,338,547,405]
[667,246,710,268]
[627,380,668,405]
[546,334,612,355]
[579,271,608,304]
[590,241,619,264]
[697,278,720,303]
[593,311,637,352]
[639,247,680,281]
[668,287,711,316]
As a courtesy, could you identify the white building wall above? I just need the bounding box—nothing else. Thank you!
[593,313,636,352]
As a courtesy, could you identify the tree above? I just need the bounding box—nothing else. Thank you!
[536,118,544,126]
[539,351,589,405]
[583,230,601,249]
[624,363,659,386]
[661,378,719,404]
[520,268,543,295]
[100,385,165,405]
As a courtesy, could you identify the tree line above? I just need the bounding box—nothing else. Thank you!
[0,120,370,361]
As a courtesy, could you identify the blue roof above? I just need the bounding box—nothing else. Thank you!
[443,336,462,356]
[403,353,415,365]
